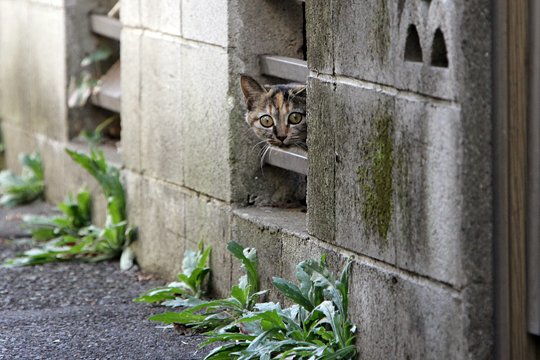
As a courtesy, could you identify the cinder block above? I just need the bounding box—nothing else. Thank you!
[227,0,304,76]
[306,0,333,74]
[140,0,181,36]
[333,83,396,264]
[395,276,465,359]
[307,78,335,243]
[333,0,399,85]
[28,4,68,141]
[133,176,186,279]
[30,0,64,8]
[1,123,37,174]
[180,42,231,201]
[139,33,184,186]
[348,260,397,360]
[393,98,463,286]
[182,0,227,47]
[393,0,459,100]
[120,0,140,27]
[120,28,143,171]
[0,0,32,128]
[184,193,232,298]
[123,169,143,230]
[231,208,298,300]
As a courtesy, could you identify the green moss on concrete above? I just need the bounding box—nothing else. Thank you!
[372,0,390,62]
[357,101,394,241]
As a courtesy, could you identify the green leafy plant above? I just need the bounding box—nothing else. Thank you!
[2,149,136,267]
[0,152,44,207]
[23,189,92,241]
[135,242,212,305]
[68,46,112,108]
[80,115,121,146]
[202,255,357,360]
[148,241,267,332]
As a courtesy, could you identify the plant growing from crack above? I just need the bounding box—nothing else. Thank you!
[134,241,212,306]
[145,241,358,359]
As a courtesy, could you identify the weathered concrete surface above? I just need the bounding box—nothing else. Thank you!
[0,203,211,360]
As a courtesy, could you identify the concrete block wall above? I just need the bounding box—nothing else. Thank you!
[306,0,493,358]
[0,0,494,357]
[0,0,118,221]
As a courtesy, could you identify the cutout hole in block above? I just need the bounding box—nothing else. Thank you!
[430,28,449,68]
[404,24,423,63]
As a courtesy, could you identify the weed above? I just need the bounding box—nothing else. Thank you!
[202,255,357,359]
[135,242,212,305]
[68,46,112,108]
[0,153,44,207]
[2,149,136,267]
[148,241,267,332]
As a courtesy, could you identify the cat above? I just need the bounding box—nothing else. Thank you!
[240,75,307,150]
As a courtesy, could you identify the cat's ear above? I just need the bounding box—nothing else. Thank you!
[240,75,266,110]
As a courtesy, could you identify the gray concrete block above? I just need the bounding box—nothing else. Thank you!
[306,78,335,243]
[393,98,463,286]
[231,209,286,300]
[140,0,181,36]
[348,260,397,360]
[184,193,232,298]
[393,0,459,100]
[1,123,37,174]
[139,32,184,186]
[28,4,68,141]
[395,277,465,359]
[122,169,142,234]
[120,0,140,27]
[0,0,32,128]
[120,28,143,172]
[133,176,186,279]
[305,0,333,74]
[180,42,231,201]
[333,83,396,264]
[227,0,304,79]
[333,0,399,85]
[182,0,226,47]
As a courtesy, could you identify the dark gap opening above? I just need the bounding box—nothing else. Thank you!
[404,24,423,63]
[302,1,307,60]
[430,28,449,68]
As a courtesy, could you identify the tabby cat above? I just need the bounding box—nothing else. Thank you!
[240,75,307,149]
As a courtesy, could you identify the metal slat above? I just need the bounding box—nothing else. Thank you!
[91,61,121,112]
[259,55,308,83]
[90,14,121,40]
[263,147,308,175]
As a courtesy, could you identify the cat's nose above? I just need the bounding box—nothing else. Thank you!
[276,135,287,143]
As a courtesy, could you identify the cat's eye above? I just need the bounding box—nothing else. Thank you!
[259,115,274,128]
[288,112,303,125]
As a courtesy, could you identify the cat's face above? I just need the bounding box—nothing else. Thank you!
[240,75,307,148]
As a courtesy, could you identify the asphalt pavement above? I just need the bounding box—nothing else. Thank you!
[0,202,211,360]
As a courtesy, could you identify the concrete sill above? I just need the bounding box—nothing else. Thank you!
[263,147,308,175]
[233,207,308,240]
[90,14,121,41]
[91,61,121,113]
[67,140,122,168]
[260,55,308,83]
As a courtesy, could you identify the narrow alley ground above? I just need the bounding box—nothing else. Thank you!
[0,202,210,360]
